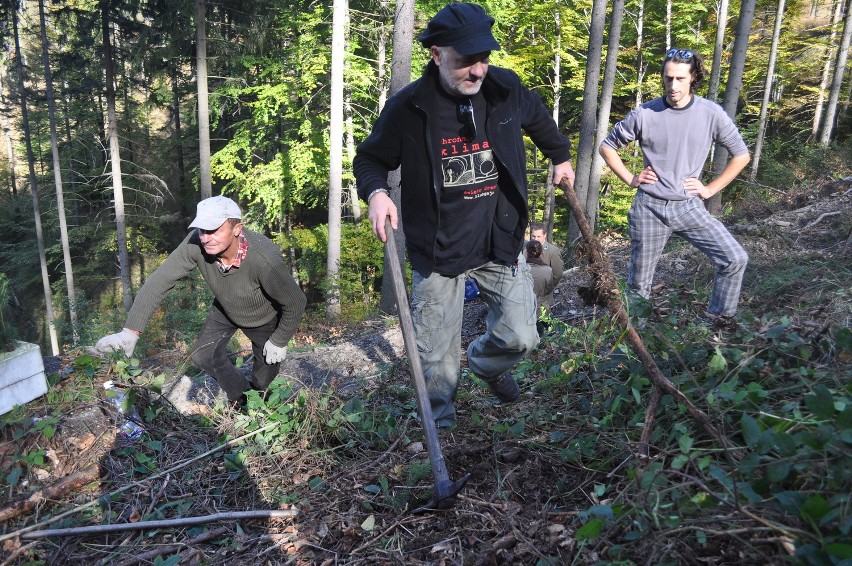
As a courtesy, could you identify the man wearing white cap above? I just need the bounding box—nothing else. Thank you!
[94,195,307,406]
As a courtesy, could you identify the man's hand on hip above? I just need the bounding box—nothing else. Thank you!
[368,192,397,243]
[93,328,139,358]
[263,340,287,364]
[684,177,715,200]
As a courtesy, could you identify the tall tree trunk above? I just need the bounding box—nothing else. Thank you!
[590,0,627,204]
[379,0,414,315]
[102,0,133,312]
[195,0,212,199]
[666,0,672,49]
[345,93,361,221]
[707,0,755,215]
[568,0,607,247]
[0,71,17,197]
[819,0,852,145]
[812,0,843,138]
[327,0,346,319]
[172,68,189,218]
[635,0,646,108]
[38,0,79,345]
[750,0,786,181]
[344,6,361,222]
[707,0,731,102]
[13,6,59,355]
[543,6,562,240]
[377,0,389,111]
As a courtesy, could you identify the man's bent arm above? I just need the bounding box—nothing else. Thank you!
[599,145,638,188]
[705,153,750,196]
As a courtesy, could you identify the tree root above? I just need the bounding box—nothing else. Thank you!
[560,180,736,458]
[19,510,297,540]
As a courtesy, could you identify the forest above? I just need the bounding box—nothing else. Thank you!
[0,0,850,564]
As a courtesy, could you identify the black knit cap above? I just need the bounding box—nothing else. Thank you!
[418,2,500,55]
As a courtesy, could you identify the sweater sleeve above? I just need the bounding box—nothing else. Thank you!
[714,108,749,157]
[124,232,199,332]
[601,108,640,150]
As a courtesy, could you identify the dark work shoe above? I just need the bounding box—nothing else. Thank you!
[700,310,737,330]
[228,394,247,411]
[485,372,520,403]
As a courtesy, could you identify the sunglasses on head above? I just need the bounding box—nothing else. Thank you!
[666,48,694,61]
[457,100,477,140]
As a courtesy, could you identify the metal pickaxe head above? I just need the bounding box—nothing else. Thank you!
[411,472,472,514]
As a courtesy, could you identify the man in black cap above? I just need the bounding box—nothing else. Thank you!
[354,2,574,427]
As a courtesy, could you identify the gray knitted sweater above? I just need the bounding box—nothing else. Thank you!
[125,229,306,347]
[601,95,749,201]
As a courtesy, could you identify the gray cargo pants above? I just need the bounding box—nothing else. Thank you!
[410,256,539,426]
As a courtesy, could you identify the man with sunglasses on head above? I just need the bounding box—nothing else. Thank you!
[599,48,750,324]
[354,3,574,428]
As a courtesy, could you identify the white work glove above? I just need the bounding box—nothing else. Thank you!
[263,340,287,364]
[93,329,139,358]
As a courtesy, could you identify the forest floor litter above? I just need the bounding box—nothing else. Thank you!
[1,181,850,565]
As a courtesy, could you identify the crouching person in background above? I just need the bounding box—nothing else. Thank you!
[93,196,307,406]
[525,240,556,335]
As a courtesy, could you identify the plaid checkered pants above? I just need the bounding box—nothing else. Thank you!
[627,191,748,316]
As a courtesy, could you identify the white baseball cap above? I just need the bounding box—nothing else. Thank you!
[188,196,242,230]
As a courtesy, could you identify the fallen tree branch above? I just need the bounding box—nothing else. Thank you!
[19,510,297,540]
[802,210,841,230]
[560,180,735,456]
[111,526,230,566]
[0,421,284,543]
[0,540,39,566]
[0,463,102,523]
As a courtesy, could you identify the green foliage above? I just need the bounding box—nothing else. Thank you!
[0,412,60,490]
[0,272,17,352]
[530,283,852,564]
[287,218,384,319]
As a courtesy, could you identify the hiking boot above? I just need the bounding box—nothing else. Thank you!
[484,372,520,403]
[700,310,737,330]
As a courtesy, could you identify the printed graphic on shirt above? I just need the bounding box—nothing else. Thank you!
[440,99,498,200]
[441,141,497,198]
[442,143,497,188]
[432,96,498,275]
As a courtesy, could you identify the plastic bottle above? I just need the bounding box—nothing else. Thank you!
[103,381,144,440]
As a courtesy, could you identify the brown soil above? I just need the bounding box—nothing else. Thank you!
[1,183,849,565]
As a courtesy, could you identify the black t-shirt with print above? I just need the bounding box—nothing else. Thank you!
[432,90,499,276]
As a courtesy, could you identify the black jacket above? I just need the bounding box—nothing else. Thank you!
[354,61,572,277]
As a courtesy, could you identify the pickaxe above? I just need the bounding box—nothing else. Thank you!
[384,218,471,513]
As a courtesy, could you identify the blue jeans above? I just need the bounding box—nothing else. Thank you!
[190,302,280,402]
[411,256,539,426]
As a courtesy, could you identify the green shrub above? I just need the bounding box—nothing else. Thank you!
[285,218,384,321]
[0,273,18,352]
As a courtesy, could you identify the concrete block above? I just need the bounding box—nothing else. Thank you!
[0,342,48,415]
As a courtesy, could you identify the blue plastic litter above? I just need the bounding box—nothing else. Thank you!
[464,278,480,303]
